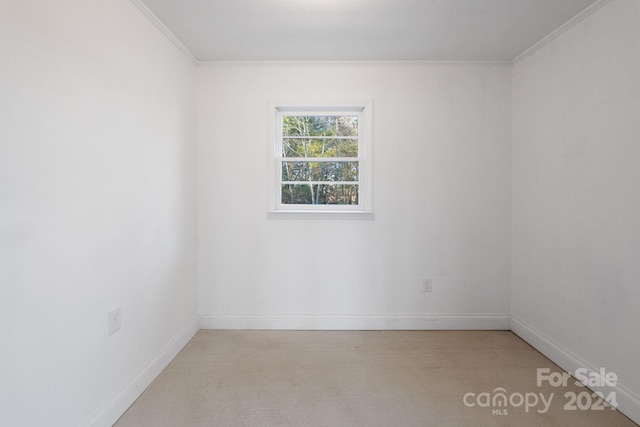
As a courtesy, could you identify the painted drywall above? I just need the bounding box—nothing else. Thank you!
[512,0,640,420]
[0,1,197,426]
[197,62,512,329]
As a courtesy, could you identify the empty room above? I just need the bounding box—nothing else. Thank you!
[1,0,639,426]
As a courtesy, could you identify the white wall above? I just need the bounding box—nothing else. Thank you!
[9,0,638,423]
[0,1,197,426]
[512,0,640,421]
[197,62,512,329]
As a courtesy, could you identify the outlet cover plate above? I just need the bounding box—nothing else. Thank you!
[108,307,121,335]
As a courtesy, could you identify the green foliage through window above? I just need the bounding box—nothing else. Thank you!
[280,115,360,205]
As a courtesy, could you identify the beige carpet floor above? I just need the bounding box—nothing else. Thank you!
[115,330,637,427]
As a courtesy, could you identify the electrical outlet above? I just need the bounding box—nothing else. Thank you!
[108,307,121,335]
[422,278,433,293]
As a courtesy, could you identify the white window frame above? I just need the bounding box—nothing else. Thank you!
[267,101,373,215]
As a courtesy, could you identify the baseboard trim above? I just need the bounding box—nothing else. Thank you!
[511,316,640,425]
[198,313,511,330]
[87,316,199,427]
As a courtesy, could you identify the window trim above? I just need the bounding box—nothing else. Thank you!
[267,101,373,215]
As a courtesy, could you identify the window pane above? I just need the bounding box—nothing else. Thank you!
[282,115,359,137]
[281,161,359,182]
[282,138,358,158]
[281,184,359,205]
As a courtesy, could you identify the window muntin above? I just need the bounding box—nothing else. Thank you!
[269,104,372,213]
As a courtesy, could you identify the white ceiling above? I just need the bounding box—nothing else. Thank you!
[139,0,599,62]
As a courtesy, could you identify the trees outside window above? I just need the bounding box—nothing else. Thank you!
[268,103,372,214]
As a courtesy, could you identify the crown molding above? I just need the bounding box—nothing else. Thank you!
[197,60,512,67]
[513,0,614,64]
[129,0,612,67]
[129,0,198,65]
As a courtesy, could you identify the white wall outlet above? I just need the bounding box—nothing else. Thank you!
[422,278,433,293]
[107,307,122,335]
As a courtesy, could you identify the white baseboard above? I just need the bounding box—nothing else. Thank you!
[87,316,199,427]
[511,316,640,425]
[198,313,511,330]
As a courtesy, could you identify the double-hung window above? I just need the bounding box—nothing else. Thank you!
[268,102,373,214]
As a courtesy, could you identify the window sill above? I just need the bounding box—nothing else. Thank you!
[267,210,374,220]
